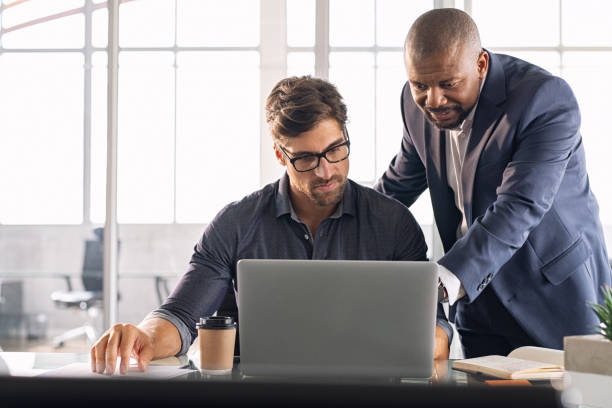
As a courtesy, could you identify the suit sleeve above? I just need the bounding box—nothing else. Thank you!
[439,76,582,302]
[374,83,428,207]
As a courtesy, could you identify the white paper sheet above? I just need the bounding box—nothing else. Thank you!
[38,361,196,379]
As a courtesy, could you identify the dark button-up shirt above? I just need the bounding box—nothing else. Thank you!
[150,173,448,354]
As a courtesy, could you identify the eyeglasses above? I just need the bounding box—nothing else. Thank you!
[277,129,351,172]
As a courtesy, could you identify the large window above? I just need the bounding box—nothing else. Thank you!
[1,0,610,228]
[0,0,261,225]
[0,1,85,224]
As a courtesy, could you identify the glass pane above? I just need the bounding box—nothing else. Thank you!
[376,52,433,225]
[119,0,175,47]
[562,0,612,46]
[330,0,374,47]
[175,51,260,223]
[1,0,85,48]
[287,52,315,77]
[562,52,612,224]
[177,0,260,46]
[91,52,108,224]
[376,52,405,178]
[329,52,375,182]
[0,226,107,352]
[0,53,84,224]
[118,52,175,223]
[287,0,315,47]
[91,7,108,48]
[471,0,559,47]
[376,0,431,47]
[495,51,561,77]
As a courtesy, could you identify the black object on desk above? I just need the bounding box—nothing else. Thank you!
[0,374,563,408]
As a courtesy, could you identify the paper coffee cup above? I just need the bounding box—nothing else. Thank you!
[196,316,236,375]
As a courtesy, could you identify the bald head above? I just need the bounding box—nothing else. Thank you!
[405,8,481,62]
[403,9,488,130]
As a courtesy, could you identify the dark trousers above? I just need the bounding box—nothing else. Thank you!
[455,285,537,358]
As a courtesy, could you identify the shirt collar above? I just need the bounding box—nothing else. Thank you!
[275,172,356,220]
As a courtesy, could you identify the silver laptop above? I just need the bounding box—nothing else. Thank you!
[236,259,438,378]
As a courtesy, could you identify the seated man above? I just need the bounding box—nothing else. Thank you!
[90,76,451,375]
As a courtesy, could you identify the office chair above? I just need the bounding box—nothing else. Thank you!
[50,228,107,348]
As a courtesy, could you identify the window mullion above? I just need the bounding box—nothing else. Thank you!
[83,0,93,224]
[259,0,287,186]
[315,0,329,79]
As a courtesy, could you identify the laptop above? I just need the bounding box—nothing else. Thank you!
[236,259,438,378]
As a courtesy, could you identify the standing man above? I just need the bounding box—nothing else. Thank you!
[375,8,611,357]
[91,76,450,375]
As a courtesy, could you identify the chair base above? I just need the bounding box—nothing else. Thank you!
[53,325,98,349]
[52,306,101,349]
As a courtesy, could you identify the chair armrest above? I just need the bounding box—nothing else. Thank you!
[59,274,73,291]
[154,276,170,305]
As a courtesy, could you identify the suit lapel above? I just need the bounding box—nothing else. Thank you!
[460,51,506,226]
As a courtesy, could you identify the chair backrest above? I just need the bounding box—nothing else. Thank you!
[81,228,120,293]
[82,239,103,292]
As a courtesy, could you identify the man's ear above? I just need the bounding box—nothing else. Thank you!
[273,144,286,167]
[477,50,489,79]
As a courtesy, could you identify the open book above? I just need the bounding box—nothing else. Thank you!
[452,346,565,380]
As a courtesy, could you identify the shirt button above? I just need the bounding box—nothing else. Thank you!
[304,234,309,240]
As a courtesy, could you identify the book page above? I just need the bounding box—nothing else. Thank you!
[452,355,562,380]
[507,346,564,367]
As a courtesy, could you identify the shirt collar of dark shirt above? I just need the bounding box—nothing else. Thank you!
[275,172,356,221]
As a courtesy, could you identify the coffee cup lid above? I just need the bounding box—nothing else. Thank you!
[196,316,236,330]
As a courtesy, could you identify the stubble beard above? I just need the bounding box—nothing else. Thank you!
[424,105,469,130]
[308,174,347,207]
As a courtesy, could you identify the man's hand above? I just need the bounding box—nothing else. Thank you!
[90,323,155,375]
[433,325,450,360]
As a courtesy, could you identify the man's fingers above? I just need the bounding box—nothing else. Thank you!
[136,346,155,372]
[91,323,156,375]
[94,333,109,373]
[433,326,450,360]
[118,327,138,375]
[90,345,97,372]
[105,324,123,374]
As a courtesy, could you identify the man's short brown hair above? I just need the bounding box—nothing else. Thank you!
[265,76,347,141]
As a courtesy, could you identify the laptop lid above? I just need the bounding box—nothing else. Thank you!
[236,259,438,378]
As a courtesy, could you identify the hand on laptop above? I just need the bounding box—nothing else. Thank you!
[433,325,450,360]
[90,317,181,375]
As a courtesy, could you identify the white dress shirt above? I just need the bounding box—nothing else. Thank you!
[438,70,487,305]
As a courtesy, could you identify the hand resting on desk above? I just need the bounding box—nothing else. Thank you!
[90,317,181,375]
[434,325,450,360]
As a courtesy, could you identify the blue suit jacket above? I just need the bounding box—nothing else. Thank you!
[375,51,612,349]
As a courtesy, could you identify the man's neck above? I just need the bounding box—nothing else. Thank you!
[289,189,338,237]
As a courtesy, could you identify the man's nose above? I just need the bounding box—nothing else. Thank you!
[313,156,334,179]
[426,87,447,108]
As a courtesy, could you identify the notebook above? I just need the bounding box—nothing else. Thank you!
[452,346,565,380]
[236,259,438,378]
